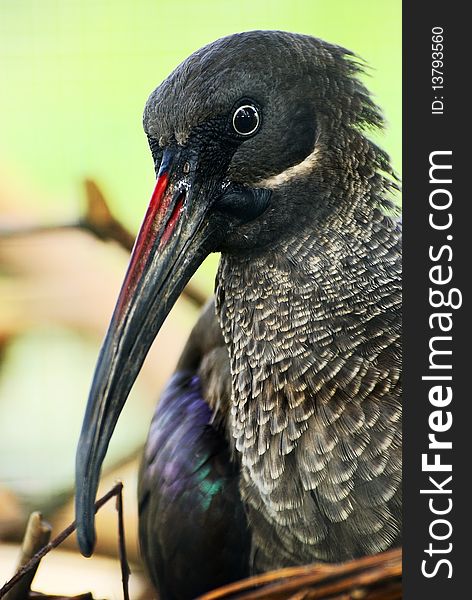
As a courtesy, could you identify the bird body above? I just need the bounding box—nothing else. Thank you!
[216,214,401,571]
[75,30,402,600]
[139,371,250,599]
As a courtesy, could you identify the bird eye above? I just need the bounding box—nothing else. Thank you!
[232,104,260,136]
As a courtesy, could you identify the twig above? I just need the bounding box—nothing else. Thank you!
[0,222,80,238]
[115,487,130,600]
[29,594,94,600]
[0,483,129,600]
[3,512,52,600]
[198,548,402,600]
[80,179,135,250]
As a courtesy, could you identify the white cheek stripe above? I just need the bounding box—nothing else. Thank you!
[255,144,321,189]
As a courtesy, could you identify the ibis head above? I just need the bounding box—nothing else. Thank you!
[75,30,391,557]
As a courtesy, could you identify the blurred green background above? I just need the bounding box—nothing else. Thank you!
[0,0,400,595]
[1,0,401,227]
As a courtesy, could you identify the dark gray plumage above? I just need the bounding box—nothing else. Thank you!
[216,216,401,570]
[75,30,402,598]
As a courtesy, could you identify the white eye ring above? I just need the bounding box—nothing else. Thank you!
[232,104,260,136]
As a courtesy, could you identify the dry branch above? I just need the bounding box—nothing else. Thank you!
[3,512,52,600]
[29,594,95,600]
[198,548,402,600]
[115,489,130,600]
[81,179,135,249]
[0,483,129,600]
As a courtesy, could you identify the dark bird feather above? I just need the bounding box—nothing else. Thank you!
[139,370,250,600]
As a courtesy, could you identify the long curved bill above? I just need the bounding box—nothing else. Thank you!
[75,147,218,556]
